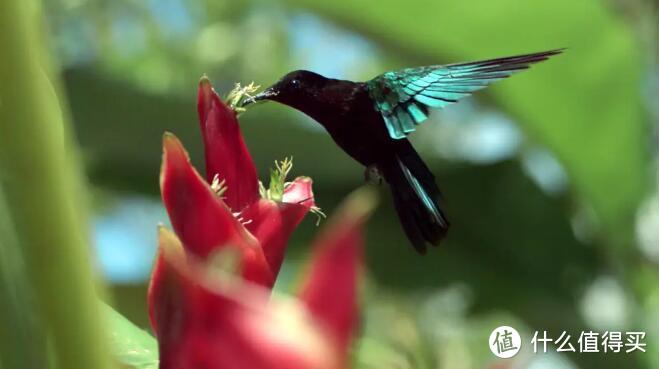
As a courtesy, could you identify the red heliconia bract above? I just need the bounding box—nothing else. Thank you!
[298,202,364,354]
[149,190,375,369]
[197,77,259,212]
[151,77,319,333]
[159,133,273,285]
[240,179,315,277]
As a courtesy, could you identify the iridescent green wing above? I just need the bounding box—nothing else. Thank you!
[366,49,563,139]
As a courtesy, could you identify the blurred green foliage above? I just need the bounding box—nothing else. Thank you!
[0,1,110,369]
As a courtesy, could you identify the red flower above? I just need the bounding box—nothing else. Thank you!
[149,190,375,369]
[159,134,273,285]
[197,77,259,211]
[158,78,318,287]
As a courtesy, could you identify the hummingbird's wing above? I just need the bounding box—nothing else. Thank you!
[366,49,563,139]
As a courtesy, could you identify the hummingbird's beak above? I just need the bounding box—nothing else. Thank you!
[242,87,278,107]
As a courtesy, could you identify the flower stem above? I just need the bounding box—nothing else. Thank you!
[0,2,110,369]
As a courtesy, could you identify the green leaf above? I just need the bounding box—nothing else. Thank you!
[282,0,650,250]
[103,303,158,369]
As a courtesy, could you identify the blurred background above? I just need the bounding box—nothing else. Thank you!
[36,0,659,368]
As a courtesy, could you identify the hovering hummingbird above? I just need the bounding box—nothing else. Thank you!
[243,49,563,253]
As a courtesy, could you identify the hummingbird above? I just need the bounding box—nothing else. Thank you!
[243,49,563,253]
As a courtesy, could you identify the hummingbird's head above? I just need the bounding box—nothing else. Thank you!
[242,70,328,108]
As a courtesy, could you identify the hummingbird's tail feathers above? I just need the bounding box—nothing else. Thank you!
[382,151,449,253]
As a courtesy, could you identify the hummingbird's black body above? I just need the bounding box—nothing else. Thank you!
[265,77,447,251]
[244,49,562,253]
[271,77,399,166]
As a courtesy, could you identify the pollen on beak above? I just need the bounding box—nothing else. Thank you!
[242,88,278,107]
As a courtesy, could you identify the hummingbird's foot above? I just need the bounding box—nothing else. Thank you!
[364,164,383,185]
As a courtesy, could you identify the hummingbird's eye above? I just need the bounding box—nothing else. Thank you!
[291,79,301,88]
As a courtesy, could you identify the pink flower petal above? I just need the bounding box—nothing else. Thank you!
[283,176,316,208]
